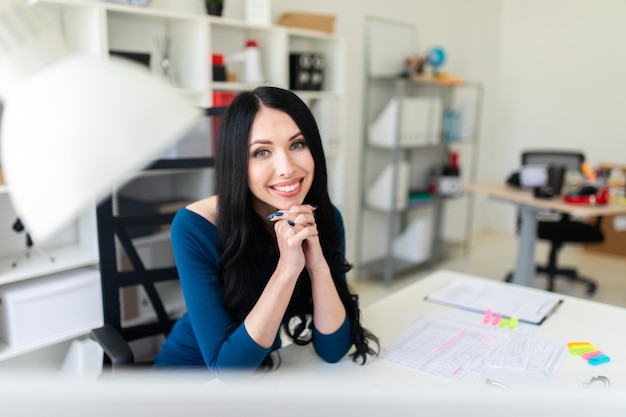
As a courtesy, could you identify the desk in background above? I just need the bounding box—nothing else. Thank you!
[465,182,626,287]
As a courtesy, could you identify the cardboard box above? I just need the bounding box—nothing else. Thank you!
[584,163,626,258]
[585,214,626,258]
[0,268,102,347]
[279,12,336,33]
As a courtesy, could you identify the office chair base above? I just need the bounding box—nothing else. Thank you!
[504,267,597,295]
[536,266,597,295]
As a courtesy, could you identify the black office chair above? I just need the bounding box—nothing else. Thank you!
[505,150,603,295]
[90,107,226,369]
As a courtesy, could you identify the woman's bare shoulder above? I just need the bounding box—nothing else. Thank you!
[186,195,218,224]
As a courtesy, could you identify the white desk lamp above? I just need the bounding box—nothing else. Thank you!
[0,0,200,243]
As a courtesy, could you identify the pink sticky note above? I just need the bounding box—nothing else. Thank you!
[581,350,602,360]
[492,315,502,326]
[483,309,493,324]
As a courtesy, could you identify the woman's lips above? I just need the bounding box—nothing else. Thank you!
[270,179,303,196]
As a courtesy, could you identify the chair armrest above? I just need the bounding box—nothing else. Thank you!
[90,324,135,366]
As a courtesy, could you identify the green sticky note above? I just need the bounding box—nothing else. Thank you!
[569,344,596,355]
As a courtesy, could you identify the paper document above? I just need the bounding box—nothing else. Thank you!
[382,311,565,384]
[425,278,563,325]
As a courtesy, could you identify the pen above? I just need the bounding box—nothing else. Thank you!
[485,378,509,388]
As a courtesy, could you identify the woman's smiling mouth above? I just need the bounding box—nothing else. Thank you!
[271,179,303,194]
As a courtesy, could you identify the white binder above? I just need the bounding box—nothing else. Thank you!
[366,161,410,212]
[368,97,442,147]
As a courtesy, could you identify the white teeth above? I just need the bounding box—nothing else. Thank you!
[273,182,299,192]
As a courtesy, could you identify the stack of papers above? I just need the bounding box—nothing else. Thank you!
[382,311,565,384]
[381,279,567,384]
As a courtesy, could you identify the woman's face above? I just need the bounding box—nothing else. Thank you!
[248,106,314,216]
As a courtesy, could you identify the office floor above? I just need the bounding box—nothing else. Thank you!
[350,229,626,309]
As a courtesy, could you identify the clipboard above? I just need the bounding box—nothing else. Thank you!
[425,278,563,325]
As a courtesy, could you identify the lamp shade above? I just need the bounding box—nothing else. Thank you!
[0,0,200,242]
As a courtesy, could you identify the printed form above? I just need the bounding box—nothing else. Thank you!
[381,311,565,384]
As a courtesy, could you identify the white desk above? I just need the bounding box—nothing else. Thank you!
[2,271,626,416]
[274,270,626,390]
[465,182,626,287]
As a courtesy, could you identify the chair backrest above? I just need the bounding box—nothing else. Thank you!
[521,150,585,172]
[96,106,226,361]
[521,150,585,194]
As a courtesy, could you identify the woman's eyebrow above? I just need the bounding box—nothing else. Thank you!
[249,132,303,148]
[249,139,272,148]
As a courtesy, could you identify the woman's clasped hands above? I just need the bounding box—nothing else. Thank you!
[267,204,318,247]
[266,204,321,272]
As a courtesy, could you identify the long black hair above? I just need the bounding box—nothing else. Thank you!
[214,86,378,367]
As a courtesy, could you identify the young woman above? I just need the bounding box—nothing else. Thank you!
[153,86,378,374]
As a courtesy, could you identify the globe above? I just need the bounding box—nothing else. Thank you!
[428,47,446,69]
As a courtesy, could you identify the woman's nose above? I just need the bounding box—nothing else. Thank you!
[275,151,295,177]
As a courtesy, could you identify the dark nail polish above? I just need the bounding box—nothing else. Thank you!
[287,220,295,226]
[266,211,283,221]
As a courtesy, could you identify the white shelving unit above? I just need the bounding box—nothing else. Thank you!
[0,0,345,367]
[357,76,483,287]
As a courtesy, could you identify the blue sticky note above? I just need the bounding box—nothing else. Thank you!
[588,354,610,366]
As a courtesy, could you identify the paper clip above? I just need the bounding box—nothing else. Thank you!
[584,376,611,389]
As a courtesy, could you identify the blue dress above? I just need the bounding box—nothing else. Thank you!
[153,207,352,372]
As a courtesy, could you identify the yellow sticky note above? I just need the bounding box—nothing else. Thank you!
[570,344,596,355]
[567,341,592,349]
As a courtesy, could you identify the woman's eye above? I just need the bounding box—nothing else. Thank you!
[291,141,306,150]
[254,149,269,158]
